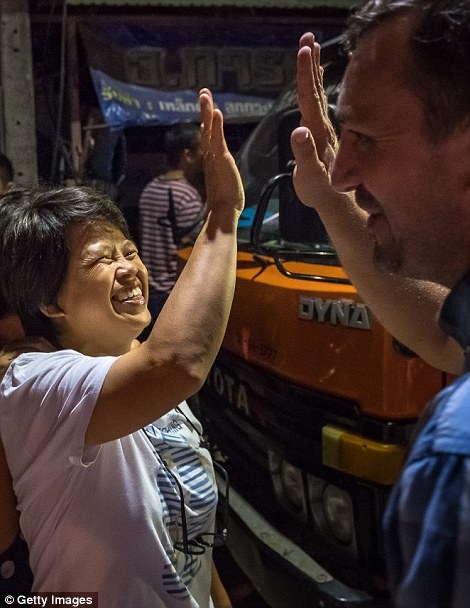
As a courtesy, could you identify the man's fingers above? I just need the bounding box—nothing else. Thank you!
[297,33,336,165]
[291,126,319,166]
[291,126,337,209]
[312,44,329,119]
[291,125,322,201]
[297,45,317,124]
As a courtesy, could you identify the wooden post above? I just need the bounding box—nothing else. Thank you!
[67,15,83,183]
[0,0,38,186]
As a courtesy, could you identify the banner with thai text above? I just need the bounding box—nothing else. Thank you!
[91,68,275,127]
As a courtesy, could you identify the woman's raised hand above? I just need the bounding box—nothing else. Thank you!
[199,88,244,222]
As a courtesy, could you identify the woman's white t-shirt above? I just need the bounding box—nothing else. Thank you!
[0,350,217,608]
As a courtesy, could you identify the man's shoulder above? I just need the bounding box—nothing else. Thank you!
[427,373,470,454]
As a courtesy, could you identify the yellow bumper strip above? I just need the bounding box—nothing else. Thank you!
[322,425,405,485]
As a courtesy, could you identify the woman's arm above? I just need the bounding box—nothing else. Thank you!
[86,89,245,445]
[210,560,233,608]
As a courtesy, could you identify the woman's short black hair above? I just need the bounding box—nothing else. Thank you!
[0,186,131,345]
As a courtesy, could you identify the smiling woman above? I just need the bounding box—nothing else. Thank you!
[44,221,151,356]
[0,88,244,608]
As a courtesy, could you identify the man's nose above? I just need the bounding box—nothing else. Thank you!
[331,139,359,193]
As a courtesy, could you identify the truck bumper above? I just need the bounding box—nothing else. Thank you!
[220,475,389,608]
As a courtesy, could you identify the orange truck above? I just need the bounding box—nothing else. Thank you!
[180,38,448,608]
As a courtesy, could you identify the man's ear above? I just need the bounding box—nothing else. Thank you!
[39,303,65,318]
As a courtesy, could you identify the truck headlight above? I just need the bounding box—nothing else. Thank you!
[269,452,308,520]
[323,484,354,544]
[280,460,304,510]
[308,475,357,554]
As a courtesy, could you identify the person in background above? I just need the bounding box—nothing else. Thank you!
[0,152,33,594]
[138,122,206,338]
[0,154,23,347]
[0,302,23,348]
[0,89,243,607]
[0,430,31,594]
[291,2,470,606]
[1,338,50,595]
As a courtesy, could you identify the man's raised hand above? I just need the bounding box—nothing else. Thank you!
[291,33,339,208]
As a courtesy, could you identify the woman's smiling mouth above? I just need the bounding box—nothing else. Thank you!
[113,286,145,305]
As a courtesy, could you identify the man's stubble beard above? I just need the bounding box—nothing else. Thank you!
[373,238,405,276]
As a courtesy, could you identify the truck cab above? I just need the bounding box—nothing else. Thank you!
[180,37,447,608]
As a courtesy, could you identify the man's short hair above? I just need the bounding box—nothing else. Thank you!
[164,123,201,168]
[345,0,470,140]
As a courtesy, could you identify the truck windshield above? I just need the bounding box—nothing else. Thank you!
[235,37,346,262]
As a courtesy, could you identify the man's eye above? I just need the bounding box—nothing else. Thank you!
[125,249,137,258]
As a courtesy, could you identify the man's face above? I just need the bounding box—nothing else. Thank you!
[331,13,470,288]
[49,222,151,355]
